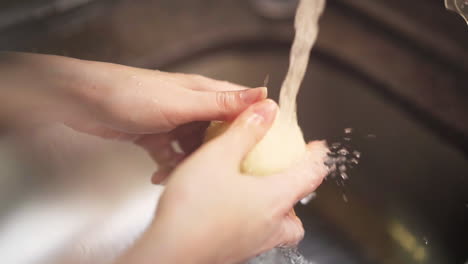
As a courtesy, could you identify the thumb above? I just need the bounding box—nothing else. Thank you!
[200,99,277,168]
[175,87,267,124]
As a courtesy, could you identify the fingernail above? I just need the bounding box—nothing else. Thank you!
[240,87,267,104]
[247,99,277,125]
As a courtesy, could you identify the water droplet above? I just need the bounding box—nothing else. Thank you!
[170,140,184,154]
[263,74,270,87]
[300,192,317,205]
[335,179,345,186]
[342,194,348,202]
[249,247,313,264]
[340,172,348,180]
[337,156,347,163]
[137,82,142,86]
[353,150,361,158]
[338,148,349,155]
[324,128,362,183]
[338,164,346,172]
[423,236,429,245]
[330,142,341,150]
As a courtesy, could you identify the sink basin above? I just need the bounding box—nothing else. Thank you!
[0,0,467,263]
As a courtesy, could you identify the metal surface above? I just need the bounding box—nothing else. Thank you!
[0,0,467,263]
[249,0,299,19]
[446,0,468,25]
[1,0,466,149]
[0,0,97,31]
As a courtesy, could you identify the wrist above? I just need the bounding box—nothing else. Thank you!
[114,224,202,264]
[144,218,216,264]
[0,52,86,126]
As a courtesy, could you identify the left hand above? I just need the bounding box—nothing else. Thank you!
[0,52,267,176]
[0,52,266,136]
[135,121,209,184]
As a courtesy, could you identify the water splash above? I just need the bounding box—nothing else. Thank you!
[248,0,325,263]
[324,128,362,184]
[280,248,316,264]
[248,127,368,264]
[247,248,316,264]
[300,192,317,205]
[342,193,348,203]
[422,236,429,245]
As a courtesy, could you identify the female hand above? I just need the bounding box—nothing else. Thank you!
[135,121,210,184]
[116,99,329,264]
[0,51,266,138]
[0,52,267,179]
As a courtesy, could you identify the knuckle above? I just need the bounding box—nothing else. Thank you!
[285,220,304,246]
[296,166,323,192]
[216,90,244,112]
[191,74,209,82]
[188,74,212,87]
[215,91,227,111]
[295,224,305,242]
[215,91,235,112]
[186,73,202,79]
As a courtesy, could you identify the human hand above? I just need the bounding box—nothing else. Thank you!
[0,52,266,139]
[0,52,267,178]
[116,99,329,264]
[135,121,209,184]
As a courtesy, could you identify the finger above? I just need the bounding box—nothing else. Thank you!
[170,73,251,92]
[151,168,171,184]
[135,134,186,170]
[135,133,175,157]
[266,140,329,210]
[150,151,185,185]
[198,99,277,168]
[136,122,206,156]
[173,87,268,124]
[277,214,305,248]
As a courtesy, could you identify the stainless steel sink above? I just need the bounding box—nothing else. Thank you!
[0,0,467,263]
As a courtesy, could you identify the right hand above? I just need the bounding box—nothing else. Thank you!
[116,99,329,264]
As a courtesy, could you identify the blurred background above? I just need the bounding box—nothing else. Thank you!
[0,0,467,263]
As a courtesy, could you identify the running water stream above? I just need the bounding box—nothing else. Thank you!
[247,0,325,263]
[278,0,325,124]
